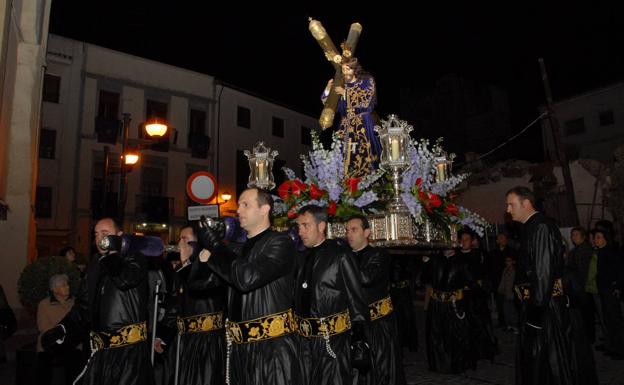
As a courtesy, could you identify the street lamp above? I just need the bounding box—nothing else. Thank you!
[145,118,168,137]
[117,113,169,226]
[220,192,232,203]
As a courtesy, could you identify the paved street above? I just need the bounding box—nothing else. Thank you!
[404,304,624,385]
[1,304,623,385]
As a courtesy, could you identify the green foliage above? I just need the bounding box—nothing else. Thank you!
[17,256,81,308]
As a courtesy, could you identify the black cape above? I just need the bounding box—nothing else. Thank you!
[159,260,226,385]
[422,253,475,374]
[353,246,405,385]
[515,212,598,385]
[389,258,418,352]
[294,239,370,385]
[206,228,305,385]
[65,252,153,385]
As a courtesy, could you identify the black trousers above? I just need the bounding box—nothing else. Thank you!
[599,291,624,355]
[579,292,596,344]
[36,349,83,385]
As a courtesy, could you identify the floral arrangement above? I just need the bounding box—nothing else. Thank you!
[400,138,489,236]
[273,131,384,225]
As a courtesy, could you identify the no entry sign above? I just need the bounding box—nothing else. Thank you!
[186,171,218,204]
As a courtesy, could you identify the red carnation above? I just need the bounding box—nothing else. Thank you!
[327,201,337,216]
[445,203,459,216]
[346,178,360,194]
[310,184,324,199]
[278,181,291,200]
[428,193,442,208]
[291,179,307,197]
[287,207,298,219]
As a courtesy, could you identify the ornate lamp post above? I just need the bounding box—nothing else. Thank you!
[245,142,278,190]
[375,114,414,241]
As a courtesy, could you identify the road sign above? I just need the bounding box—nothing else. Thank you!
[187,205,219,220]
[186,171,217,204]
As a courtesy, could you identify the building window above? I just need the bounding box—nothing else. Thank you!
[189,109,207,144]
[599,110,614,126]
[301,126,312,145]
[141,166,165,196]
[98,90,120,120]
[35,186,52,218]
[564,118,586,136]
[272,117,284,137]
[39,128,56,159]
[42,74,61,103]
[237,106,251,129]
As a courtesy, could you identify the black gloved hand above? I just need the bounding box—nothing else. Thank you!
[350,321,371,373]
[41,324,66,351]
[197,216,224,252]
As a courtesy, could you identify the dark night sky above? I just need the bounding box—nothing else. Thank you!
[49,2,624,162]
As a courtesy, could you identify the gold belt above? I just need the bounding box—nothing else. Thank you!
[369,296,393,321]
[295,309,352,338]
[90,322,147,350]
[177,311,224,335]
[514,278,564,301]
[431,289,464,302]
[226,309,296,344]
[391,280,409,289]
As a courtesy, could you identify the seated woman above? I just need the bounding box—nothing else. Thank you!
[37,274,79,385]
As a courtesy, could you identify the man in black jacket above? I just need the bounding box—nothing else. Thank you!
[505,187,597,385]
[196,187,305,385]
[42,217,153,385]
[345,214,405,385]
[294,205,370,385]
[157,224,226,384]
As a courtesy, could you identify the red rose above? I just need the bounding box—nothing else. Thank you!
[416,178,422,187]
[291,179,308,197]
[310,184,324,199]
[445,203,459,216]
[278,181,291,199]
[346,178,360,194]
[327,201,337,216]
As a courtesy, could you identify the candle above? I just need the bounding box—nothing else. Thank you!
[436,163,446,182]
[257,161,266,182]
[390,137,400,161]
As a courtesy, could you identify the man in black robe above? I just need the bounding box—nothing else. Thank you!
[457,231,499,361]
[42,217,153,385]
[389,258,418,352]
[345,214,405,385]
[197,188,305,385]
[422,249,475,373]
[156,224,226,384]
[505,186,598,385]
[294,205,370,385]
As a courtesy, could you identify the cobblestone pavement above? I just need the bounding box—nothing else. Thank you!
[404,305,624,385]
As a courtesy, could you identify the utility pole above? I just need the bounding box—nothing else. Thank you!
[118,113,131,226]
[102,145,110,217]
[539,58,579,226]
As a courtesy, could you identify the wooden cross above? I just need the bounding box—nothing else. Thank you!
[308,18,362,129]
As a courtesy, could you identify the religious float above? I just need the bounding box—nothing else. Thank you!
[243,113,488,249]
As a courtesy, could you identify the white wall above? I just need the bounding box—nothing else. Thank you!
[216,85,318,213]
[0,0,52,308]
[455,160,612,227]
